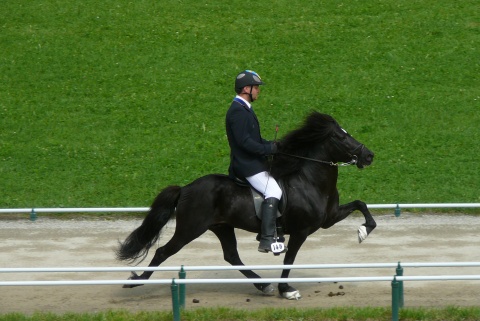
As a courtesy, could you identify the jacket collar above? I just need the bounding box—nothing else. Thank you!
[234,95,251,109]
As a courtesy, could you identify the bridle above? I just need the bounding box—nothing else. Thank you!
[278,136,364,167]
[279,152,358,167]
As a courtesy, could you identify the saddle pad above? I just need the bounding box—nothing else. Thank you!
[250,182,286,219]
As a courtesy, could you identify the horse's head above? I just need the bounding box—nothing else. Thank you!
[328,120,374,169]
[274,112,374,178]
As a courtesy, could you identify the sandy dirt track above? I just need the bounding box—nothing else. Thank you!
[1,213,480,314]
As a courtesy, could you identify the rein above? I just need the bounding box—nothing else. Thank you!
[278,152,358,167]
[276,129,365,167]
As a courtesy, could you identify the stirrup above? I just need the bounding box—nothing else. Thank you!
[256,233,285,243]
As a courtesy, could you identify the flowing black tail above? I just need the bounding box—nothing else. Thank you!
[116,185,181,263]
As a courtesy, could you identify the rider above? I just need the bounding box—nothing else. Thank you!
[225,70,286,253]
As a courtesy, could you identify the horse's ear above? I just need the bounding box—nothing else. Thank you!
[303,111,334,130]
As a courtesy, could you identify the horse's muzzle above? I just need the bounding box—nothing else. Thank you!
[357,148,374,169]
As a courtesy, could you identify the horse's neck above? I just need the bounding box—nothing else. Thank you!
[291,165,338,191]
[315,168,338,190]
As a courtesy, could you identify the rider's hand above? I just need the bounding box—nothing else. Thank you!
[270,142,278,154]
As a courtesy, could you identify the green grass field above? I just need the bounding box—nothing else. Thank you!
[2,306,480,321]
[0,2,479,319]
[1,0,478,209]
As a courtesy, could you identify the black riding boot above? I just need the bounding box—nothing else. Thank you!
[258,198,283,253]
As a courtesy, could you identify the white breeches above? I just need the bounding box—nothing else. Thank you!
[246,171,282,200]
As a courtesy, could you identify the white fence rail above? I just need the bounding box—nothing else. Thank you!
[1,204,479,213]
[367,203,480,209]
[0,207,149,213]
[2,262,480,321]
[0,203,479,221]
[2,275,480,287]
[2,261,480,273]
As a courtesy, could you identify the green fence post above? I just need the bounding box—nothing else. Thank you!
[179,265,186,309]
[171,279,180,321]
[396,262,404,308]
[394,204,401,217]
[30,208,37,222]
[391,276,400,321]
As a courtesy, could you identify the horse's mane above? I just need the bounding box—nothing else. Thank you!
[272,111,336,178]
[282,112,335,150]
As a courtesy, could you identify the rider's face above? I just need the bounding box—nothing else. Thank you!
[243,85,260,101]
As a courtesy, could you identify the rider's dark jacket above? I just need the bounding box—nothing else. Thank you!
[225,98,275,179]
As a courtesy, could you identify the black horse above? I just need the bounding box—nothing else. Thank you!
[117,111,376,300]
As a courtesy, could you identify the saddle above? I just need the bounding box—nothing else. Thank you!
[232,176,287,219]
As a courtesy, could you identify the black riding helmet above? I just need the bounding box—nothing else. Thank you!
[234,70,265,94]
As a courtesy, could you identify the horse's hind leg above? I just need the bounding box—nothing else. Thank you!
[124,229,206,288]
[209,224,274,294]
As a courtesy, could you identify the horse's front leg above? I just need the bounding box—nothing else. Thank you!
[330,200,376,243]
[354,200,377,243]
[278,232,308,300]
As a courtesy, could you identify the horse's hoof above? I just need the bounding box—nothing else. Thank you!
[358,225,368,243]
[122,271,143,288]
[261,284,275,295]
[123,283,144,288]
[282,290,302,300]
